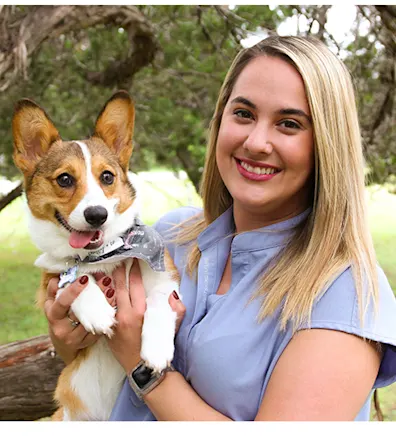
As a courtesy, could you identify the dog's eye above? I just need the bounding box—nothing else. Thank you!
[100,171,115,186]
[56,173,75,188]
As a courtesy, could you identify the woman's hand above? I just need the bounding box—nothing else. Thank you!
[44,274,115,364]
[107,261,186,374]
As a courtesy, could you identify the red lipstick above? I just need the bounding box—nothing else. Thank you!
[235,158,281,181]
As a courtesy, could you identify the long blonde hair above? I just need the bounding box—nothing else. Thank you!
[176,35,378,330]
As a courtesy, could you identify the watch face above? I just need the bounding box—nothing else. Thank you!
[132,364,155,389]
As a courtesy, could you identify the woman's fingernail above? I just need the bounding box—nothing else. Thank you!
[79,275,88,285]
[172,291,179,300]
[103,277,112,287]
[106,288,115,298]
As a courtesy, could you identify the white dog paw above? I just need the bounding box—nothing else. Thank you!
[140,308,177,373]
[141,337,175,374]
[71,280,116,337]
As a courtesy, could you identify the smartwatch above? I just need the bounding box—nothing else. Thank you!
[127,360,175,400]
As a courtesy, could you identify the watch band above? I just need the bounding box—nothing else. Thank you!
[127,360,175,400]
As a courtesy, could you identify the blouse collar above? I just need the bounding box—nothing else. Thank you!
[197,206,311,252]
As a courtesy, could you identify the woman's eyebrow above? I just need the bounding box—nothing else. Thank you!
[278,108,312,124]
[230,97,312,124]
[230,96,257,109]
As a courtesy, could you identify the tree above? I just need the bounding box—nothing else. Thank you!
[0,5,395,209]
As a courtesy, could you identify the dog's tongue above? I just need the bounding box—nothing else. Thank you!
[69,231,97,249]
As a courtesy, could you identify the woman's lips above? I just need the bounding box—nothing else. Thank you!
[235,158,281,181]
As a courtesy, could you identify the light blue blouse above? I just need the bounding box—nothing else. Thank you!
[110,206,396,421]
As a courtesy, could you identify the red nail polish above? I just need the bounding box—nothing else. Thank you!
[79,275,88,285]
[103,277,112,287]
[172,291,179,300]
[106,288,115,298]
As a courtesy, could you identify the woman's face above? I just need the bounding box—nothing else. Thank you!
[216,55,314,226]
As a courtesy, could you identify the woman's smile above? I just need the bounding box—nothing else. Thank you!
[235,157,282,181]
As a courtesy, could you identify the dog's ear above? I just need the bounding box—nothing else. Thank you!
[94,91,135,172]
[12,99,61,176]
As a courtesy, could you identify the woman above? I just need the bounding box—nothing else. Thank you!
[45,35,396,420]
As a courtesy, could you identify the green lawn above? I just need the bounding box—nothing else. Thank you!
[0,176,395,420]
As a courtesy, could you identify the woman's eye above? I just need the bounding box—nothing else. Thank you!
[100,171,115,186]
[280,120,301,129]
[234,109,253,119]
[56,173,75,188]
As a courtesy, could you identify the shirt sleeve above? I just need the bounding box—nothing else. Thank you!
[298,266,396,388]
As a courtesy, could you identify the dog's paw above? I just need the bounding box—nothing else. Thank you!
[141,336,175,374]
[71,279,116,337]
[140,307,177,373]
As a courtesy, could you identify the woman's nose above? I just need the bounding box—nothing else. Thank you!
[242,125,274,155]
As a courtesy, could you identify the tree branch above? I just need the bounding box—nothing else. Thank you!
[0,181,22,212]
[0,5,158,91]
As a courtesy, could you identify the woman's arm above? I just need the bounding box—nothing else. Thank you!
[143,330,380,421]
[255,329,382,421]
[143,371,231,421]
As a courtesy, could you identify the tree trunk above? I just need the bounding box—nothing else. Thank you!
[0,335,65,421]
[0,181,23,212]
[176,148,201,194]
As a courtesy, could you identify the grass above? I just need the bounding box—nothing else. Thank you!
[367,186,396,288]
[0,175,395,420]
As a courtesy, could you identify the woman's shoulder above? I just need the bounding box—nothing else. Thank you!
[301,265,396,388]
[309,265,395,332]
[152,206,203,236]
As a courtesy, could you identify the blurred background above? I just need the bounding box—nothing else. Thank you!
[0,5,395,420]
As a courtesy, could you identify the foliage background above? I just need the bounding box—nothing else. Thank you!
[0,5,395,192]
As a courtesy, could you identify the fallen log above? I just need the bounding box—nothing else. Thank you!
[0,335,64,421]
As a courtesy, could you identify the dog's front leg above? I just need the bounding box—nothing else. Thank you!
[138,258,179,373]
[57,274,116,337]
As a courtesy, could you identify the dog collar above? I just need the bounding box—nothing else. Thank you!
[59,219,165,288]
[78,218,166,271]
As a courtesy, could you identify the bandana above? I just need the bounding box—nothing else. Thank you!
[58,219,165,288]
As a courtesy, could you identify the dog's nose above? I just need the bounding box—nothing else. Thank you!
[84,206,108,227]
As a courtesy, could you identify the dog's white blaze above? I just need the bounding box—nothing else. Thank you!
[68,141,118,230]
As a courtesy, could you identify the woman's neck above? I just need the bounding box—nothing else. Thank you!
[232,203,308,233]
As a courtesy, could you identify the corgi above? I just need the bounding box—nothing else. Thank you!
[12,91,180,421]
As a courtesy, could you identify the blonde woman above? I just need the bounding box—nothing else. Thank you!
[46,35,396,420]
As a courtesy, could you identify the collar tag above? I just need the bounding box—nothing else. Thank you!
[59,264,79,288]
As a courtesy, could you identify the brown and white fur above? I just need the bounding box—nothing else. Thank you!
[12,91,179,421]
